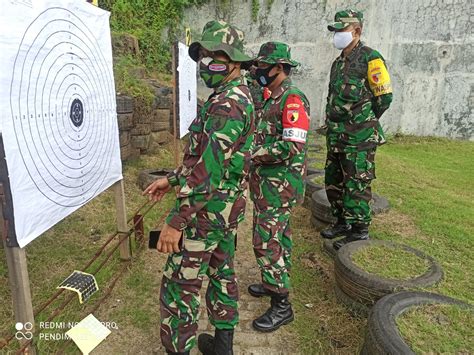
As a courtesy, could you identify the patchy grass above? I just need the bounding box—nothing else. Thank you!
[351,244,430,280]
[397,303,474,354]
[289,133,474,353]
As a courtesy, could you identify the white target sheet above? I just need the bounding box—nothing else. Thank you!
[0,0,122,247]
[177,42,197,138]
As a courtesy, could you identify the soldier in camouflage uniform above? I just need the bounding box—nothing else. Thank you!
[143,20,255,355]
[248,42,310,332]
[321,10,393,250]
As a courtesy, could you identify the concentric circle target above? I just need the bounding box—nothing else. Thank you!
[9,7,118,207]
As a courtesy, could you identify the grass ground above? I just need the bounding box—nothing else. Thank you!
[397,303,474,353]
[1,134,472,354]
[289,134,474,353]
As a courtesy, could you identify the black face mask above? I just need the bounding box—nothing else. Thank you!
[256,65,278,87]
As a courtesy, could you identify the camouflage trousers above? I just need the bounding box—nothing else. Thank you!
[160,226,239,353]
[252,206,292,295]
[324,149,376,225]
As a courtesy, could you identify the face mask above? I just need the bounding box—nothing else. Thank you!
[256,65,277,87]
[199,57,230,88]
[333,31,353,50]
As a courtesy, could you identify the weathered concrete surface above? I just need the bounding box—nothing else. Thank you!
[184,0,474,140]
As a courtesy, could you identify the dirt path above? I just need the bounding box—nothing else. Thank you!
[94,202,295,355]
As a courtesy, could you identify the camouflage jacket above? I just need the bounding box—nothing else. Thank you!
[245,73,265,111]
[166,77,255,231]
[325,41,393,152]
[250,78,310,208]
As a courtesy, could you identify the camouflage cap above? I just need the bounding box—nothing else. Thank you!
[255,42,299,67]
[188,20,252,63]
[328,9,363,31]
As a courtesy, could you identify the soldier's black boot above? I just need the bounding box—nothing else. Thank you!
[320,220,351,239]
[252,293,294,332]
[198,329,234,355]
[166,351,189,355]
[248,283,272,297]
[333,223,369,250]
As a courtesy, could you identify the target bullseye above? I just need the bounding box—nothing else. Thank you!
[70,98,84,127]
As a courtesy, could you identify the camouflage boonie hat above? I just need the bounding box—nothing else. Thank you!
[328,9,363,31]
[255,42,299,67]
[188,20,252,63]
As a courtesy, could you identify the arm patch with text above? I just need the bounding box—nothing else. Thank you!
[282,94,309,143]
[368,58,392,96]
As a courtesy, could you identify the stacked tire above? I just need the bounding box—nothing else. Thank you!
[362,291,472,354]
[117,95,134,161]
[310,190,391,232]
[303,168,324,209]
[334,240,443,316]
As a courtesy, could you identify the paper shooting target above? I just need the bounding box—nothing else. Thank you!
[0,1,122,247]
[9,6,118,207]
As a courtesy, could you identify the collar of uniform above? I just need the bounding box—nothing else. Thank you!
[214,76,244,94]
[270,77,292,99]
[339,40,364,62]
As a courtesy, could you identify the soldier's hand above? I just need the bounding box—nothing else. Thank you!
[157,223,183,253]
[143,178,172,201]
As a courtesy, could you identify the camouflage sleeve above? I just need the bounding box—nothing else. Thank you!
[166,167,183,187]
[367,50,393,118]
[252,94,309,165]
[165,98,248,230]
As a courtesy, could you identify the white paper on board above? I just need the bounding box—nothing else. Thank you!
[0,0,122,247]
[177,42,197,138]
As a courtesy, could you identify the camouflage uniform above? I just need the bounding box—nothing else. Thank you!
[160,21,255,353]
[250,42,310,295]
[325,10,393,226]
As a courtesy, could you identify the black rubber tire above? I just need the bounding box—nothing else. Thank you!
[116,95,134,113]
[310,215,329,230]
[137,168,173,191]
[335,240,443,307]
[311,190,337,224]
[311,189,390,221]
[306,167,324,176]
[322,238,338,259]
[361,291,472,355]
[305,174,324,199]
[334,284,370,317]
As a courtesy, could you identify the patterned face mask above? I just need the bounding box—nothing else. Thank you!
[199,57,230,88]
[255,64,277,87]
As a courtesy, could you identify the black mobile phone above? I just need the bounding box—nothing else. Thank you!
[148,230,184,250]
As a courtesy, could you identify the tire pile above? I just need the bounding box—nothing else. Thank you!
[334,240,443,316]
[137,168,173,191]
[310,189,391,234]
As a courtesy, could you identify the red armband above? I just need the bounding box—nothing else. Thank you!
[282,94,309,143]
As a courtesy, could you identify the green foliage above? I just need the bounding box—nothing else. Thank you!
[251,0,260,22]
[113,55,154,104]
[99,0,208,73]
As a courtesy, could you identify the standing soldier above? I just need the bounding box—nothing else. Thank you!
[249,42,310,332]
[322,10,393,250]
[143,20,255,355]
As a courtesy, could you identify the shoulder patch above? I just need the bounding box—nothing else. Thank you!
[368,58,392,97]
[282,94,309,143]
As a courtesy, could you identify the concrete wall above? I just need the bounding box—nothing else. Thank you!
[184,0,474,140]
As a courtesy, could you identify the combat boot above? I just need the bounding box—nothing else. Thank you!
[252,293,294,332]
[166,351,189,355]
[198,329,234,355]
[320,219,351,239]
[333,223,369,250]
[248,283,272,297]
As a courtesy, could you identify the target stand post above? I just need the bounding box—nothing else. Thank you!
[0,136,37,355]
[112,180,131,260]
